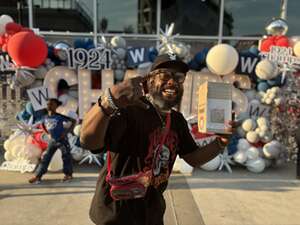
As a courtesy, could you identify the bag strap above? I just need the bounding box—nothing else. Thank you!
[151,112,171,168]
[106,112,171,180]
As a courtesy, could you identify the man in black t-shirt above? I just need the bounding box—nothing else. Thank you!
[80,54,233,225]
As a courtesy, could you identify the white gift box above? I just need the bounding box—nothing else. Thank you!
[198,81,232,134]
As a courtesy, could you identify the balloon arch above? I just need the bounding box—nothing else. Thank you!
[0,15,299,174]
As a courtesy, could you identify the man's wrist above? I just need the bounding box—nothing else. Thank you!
[98,95,117,117]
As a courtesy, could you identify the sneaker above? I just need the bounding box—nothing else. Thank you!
[28,176,41,184]
[62,175,73,182]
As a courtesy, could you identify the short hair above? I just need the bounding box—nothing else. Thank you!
[48,98,62,106]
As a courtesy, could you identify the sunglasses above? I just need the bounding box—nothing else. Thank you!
[149,69,186,83]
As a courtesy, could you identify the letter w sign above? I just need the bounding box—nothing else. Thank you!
[27,86,54,111]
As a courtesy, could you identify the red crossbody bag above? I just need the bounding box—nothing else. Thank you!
[105,113,171,201]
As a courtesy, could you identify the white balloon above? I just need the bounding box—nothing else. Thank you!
[24,144,42,162]
[255,59,278,80]
[246,147,260,160]
[111,36,127,48]
[233,150,247,164]
[206,44,239,75]
[48,150,63,172]
[237,126,246,137]
[258,130,267,138]
[265,98,272,105]
[246,131,259,143]
[260,125,268,132]
[200,155,221,171]
[264,158,273,168]
[237,138,251,151]
[263,142,280,159]
[71,147,84,161]
[246,158,265,173]
[180,159,194,174]
[261,132,273,143]
[73,124,81,136]
[0,14,14,35]
[293,41,300,57]
[3,139,11,151]
[274,98,282,106]
[115,48,127,59]
[11,144,24,158]
[242,119,256,132]
[256,117,268,127]
[4,151,14,161]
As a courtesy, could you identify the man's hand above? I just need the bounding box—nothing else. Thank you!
[217,120,240,146]
[109,76,149,110]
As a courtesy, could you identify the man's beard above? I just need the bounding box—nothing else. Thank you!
[148,84,183,110]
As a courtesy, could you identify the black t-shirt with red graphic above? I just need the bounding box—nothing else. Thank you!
[89,99,198,225]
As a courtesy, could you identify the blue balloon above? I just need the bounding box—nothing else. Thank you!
[85,44,95,50]
[267,79,277,86]
[16,109,31,122]
[25,102,34,115]
[74,38,85,49]
[148,47,158,62]
[274,74,286,87]
[194,48,209,65]
[227,135,240,155]
[188,59,201,70]
[248,46,259,56]
[257,82,270,92]
[47,46,55,58]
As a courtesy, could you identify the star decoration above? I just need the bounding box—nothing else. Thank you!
[157,23,179,54]
[79,150,103,167]
[280,63,299,83]
[218,148,235,173]
[10,116,42,142]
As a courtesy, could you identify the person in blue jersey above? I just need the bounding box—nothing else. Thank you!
[29,98,76,184]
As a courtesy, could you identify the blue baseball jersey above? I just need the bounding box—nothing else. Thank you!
[43,113,71,141]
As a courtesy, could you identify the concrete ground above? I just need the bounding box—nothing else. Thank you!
[185,163,300,225]
[0,157,300,225]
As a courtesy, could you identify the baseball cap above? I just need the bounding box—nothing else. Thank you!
[150,53,189,73]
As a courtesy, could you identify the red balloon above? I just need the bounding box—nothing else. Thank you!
[0,35,5,46]
[29,131,49,151]
[260,36,276,52]
[7,31,47,67]
[5,22,22,35]
[21,27,33,33]
[260,35,290,52]
[275,35,289,47]
[2,43,7,52]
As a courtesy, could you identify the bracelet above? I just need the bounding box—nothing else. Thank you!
[98,95,116,117]
[105,88,119,111]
